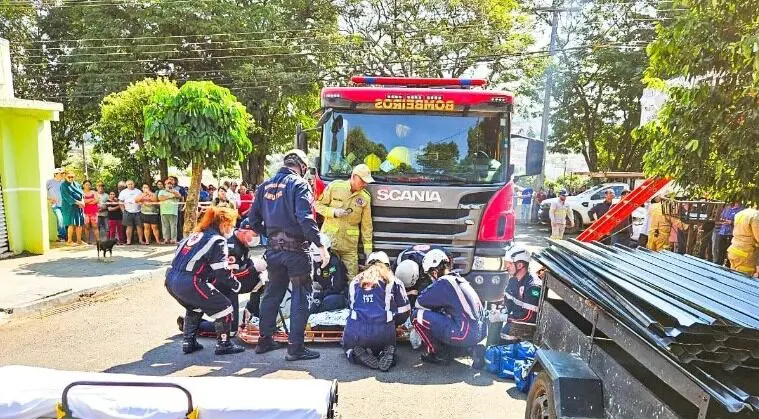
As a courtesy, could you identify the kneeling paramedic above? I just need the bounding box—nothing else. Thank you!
[249,149,330,361]
[491,246,542,342]
[412,249,486,368]
[176,223,267,336]
[394,244,451,307]
[165,206,245,356]
[310,235,349,314]
[343,251,410,371]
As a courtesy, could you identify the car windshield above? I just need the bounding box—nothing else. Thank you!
[320,111,506,185]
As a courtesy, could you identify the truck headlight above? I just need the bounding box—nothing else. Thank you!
[473,256,505,271]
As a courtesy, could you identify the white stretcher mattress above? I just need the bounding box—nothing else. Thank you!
[0,365,335,419]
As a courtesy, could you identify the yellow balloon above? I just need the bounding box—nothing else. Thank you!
[364,153,382,172]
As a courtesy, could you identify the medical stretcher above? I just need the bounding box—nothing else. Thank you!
[238,323,411,345]
[0,365,338,419]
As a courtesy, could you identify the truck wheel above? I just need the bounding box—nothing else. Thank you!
[567,211,583,234]
[525,371,558,419]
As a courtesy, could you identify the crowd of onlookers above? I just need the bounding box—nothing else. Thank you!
[46,168,255,247]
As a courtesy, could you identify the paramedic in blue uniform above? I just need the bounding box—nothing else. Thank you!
[495,246,542,342]
[249,149,330,361]
[343,251,410,371]
[412,249,486,368]
[393,244,451,306]
[165,206,245,356]
[177,222,266,336]
[310,235,350,314]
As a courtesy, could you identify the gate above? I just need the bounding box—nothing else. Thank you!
[0,177,10,258]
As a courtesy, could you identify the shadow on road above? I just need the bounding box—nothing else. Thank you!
[10,247,173,278]
[105,334,500,387]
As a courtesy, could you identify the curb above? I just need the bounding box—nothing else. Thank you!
[3,267,168,320]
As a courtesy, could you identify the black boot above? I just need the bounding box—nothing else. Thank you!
[255,336,284,354]
[181,311,203,354]
[352,346,379,369]
[470,344,486,370]
[285,344,320,361]
[378,345,396,372]
[214,319,245,355]
[421,351,451,365]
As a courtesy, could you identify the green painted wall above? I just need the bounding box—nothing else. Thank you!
[0,107,58,255]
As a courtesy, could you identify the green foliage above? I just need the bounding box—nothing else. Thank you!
[643,0,759,203]
[345,127,388,167]
[93,78,179,184]
[334,0,542,89]
[144,81,253,170]
[554,174,591,194]
[550,0,656,172]
[417,142,460,171]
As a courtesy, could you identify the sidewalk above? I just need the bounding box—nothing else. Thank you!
[0,243,174,321]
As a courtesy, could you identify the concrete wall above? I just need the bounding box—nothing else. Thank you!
[0,109,58,254]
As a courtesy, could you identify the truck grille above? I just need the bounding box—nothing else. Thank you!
[370,205,480,273]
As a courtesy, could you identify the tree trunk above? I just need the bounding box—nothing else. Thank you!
[159,158,169,181]
[250,150,268,185]
[183,158,204,235]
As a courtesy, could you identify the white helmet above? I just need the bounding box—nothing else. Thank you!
[505,246,531,264]
[395,259,420,288]
[422,249,450,273]
[367,251,390,266]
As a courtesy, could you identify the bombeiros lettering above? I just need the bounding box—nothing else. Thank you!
[376,189,442,203]
[374,98,455,112]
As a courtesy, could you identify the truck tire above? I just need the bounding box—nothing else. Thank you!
[567,211,583,234]
[525,371,558,419]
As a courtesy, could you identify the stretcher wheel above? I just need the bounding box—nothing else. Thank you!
[525,372,557,419]
[57,380,196,419]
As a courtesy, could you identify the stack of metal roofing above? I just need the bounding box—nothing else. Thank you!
[535,239,759,411]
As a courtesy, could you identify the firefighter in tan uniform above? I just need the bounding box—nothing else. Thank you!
[727,207,759,277]
[647,197,672,251]
[315,164,375,279]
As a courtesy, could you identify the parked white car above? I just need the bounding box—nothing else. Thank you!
[538,183,630,233]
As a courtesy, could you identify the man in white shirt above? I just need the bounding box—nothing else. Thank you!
[46,168,66,241]
[118,179,145,245]
[227,181,242,207]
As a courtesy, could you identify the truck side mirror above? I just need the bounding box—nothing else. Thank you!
[296,131,308,153]
[331,115,343,134]
[317,109,333,128]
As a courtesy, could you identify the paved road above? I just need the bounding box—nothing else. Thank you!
[0,223,552,418]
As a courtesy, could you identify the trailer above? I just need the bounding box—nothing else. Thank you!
[526,241,759,419]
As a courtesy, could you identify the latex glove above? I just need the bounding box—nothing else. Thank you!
[333,208,348,218]
[252,257,267,273]
[318,246,330,268]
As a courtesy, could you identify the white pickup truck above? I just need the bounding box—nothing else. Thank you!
[538,183,630,233]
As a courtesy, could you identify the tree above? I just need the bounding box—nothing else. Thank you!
[334,0,542,86]
[93,78,179,184]
[549,0,655,172]
[643,0,759,203]
[144,81,253,233]
[417,142,460,171]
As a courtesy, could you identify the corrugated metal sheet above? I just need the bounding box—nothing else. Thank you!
[536,239,759,413]
[0,177,10,258]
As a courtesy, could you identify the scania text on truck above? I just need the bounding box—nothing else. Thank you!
[301,76,543,302]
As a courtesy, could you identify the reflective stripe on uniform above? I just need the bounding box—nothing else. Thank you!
[443,276,477,321]
[186,235,225,271]
[208,305,234,320]
[210,261,227,270]
[384,279,394,322]
[505,292,538,312]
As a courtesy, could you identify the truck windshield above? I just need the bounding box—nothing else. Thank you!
[320,111,506,185]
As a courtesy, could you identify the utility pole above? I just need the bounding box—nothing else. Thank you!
[536,1,562,190]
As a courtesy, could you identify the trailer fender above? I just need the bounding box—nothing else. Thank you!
[530,349,604,418]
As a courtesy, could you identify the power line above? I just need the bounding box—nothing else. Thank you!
[17,41,651,67]
[26,22,500,44]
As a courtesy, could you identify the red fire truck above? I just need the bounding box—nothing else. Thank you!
[300,76,543,302]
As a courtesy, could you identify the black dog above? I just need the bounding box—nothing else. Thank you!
[96,238,118,261]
